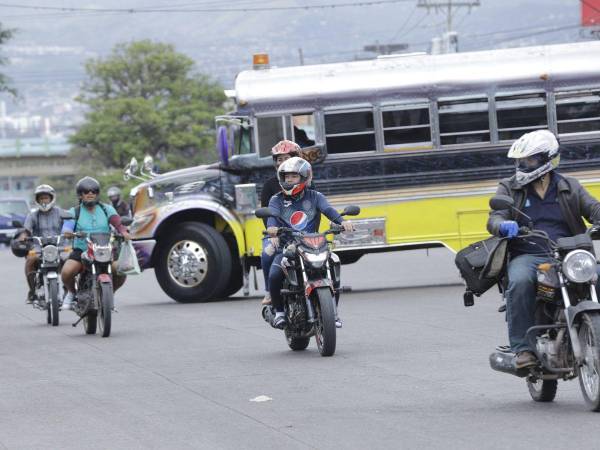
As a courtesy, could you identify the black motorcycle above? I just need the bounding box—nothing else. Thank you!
[255,205,360,357]
[26,234,66,326]
[71,231,123,338]
[487,195,600,410]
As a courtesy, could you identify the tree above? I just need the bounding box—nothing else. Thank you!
[70,40,226,171]
[0,23,16,96]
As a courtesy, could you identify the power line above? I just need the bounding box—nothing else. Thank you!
[0,0,416,14]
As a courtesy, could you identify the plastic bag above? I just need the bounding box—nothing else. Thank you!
[116,240,141,275]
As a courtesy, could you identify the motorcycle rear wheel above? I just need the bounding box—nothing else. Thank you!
[527,377,557,402]
[97,283,113,338]
[577,312,600,411]
[285,328,310,351]
[313,287,336,357]
[48,278,59,327]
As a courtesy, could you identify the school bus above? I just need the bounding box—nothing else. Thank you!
[126,41,600,302]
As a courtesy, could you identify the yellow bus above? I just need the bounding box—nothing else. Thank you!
[127,41,600,302]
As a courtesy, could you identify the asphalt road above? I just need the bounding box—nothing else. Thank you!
[0,246,598,450]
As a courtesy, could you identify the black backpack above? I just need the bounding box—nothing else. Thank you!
[455,236,508,297]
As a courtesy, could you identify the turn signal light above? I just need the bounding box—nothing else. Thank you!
[538,263,552,272]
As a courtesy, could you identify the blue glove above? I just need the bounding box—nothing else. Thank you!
[499,220,519,238]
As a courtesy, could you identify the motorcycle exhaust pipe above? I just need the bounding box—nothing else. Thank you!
[262,305,274,324]
[489,352,530,378]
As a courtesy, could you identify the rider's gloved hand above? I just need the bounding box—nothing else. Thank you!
[499,220,519,238]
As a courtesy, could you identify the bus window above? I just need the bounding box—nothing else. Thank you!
[382,106,431,150]
[496,92,547,141]
[556,89,600,135]
[324,110,376,154]
[256,116,285,157]
[292,113,316,148]
[438,97,489,145]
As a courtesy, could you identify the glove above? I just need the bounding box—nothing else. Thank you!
[499,220,519,238]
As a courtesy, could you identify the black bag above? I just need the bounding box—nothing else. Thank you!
[455,236,508,296]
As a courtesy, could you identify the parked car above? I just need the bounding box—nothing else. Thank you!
[0,199,30,245]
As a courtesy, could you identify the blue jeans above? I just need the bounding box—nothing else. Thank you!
[506,253,600,353]
[261,237,277,291]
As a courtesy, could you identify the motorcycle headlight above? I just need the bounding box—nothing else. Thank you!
[42,245,59,262]
[563,250,597,283]
[93,245,112,263]
[302,251,327,268]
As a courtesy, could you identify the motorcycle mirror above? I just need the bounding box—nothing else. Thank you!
[489,195,514,211]
[143,155,154,172]
[341,205,360,216]
[120,217,133,226]
[129,157,139,174]
[11,219,23,228]
[255,207,279,219]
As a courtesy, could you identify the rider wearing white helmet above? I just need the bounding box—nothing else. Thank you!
[488,129,600,369]
[16,184,64,303]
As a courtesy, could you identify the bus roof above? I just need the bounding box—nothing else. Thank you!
[234,41,600,110]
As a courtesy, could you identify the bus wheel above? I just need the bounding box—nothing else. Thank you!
[155,222,232,303]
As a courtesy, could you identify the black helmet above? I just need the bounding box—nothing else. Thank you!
[10,236,29,258]
[76,176,101,207]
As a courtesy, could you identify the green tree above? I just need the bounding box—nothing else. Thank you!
[70,40,226,171]
[0,23,16,96]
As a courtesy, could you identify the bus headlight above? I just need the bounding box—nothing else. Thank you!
[563,250,597,283]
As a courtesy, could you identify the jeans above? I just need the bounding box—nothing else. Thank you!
[506,253,600,353]
[268,253,285,312]
[261,237,277,292]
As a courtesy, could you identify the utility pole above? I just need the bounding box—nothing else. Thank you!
[418,0,480,53]
[298,48,304,66]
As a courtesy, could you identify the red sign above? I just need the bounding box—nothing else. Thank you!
[582,0,600,26]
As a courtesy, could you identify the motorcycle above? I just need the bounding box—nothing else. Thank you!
[25,234,67,326]
[255,205,360,357]
[71,231,124,338]
[486,194,600,410]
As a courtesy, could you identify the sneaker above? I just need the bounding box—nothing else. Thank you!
[515,351,537,369]
[271,315,286,329]
[261,294,272,306]
[335,317,343,328]
[61,291,75,311]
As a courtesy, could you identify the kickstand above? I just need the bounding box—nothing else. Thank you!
[72,312,87,327]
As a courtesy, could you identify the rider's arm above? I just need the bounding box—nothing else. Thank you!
[61,207,76,234]
[314,191,343,225]
[266,195,282,230]
[487,181,513,237]
[22,213,34,236]
[574,179,600,225]
[109,214,128,235]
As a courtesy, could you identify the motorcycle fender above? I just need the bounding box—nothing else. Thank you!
[45,272,58,279]
[565,301,600,328]
[305,279,333,298]
[97,273,112,284]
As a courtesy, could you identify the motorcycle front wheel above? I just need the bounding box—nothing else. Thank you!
[96,283,113,338]
[527,377,557,402]
[313,287,336,357]
[47,278,60,327]
[577,312,600,411]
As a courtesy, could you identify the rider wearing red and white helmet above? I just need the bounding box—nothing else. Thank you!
[265,156,354,329]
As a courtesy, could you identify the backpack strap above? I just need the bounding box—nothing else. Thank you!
[73,205,81,232]
[31,210,40,235]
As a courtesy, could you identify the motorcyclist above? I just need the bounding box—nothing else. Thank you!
[107,186,131,218]
[266,157,354,329]
[60,177,130,311]
[260,140,302,306]
[15,184,63,304]
[487,129,600,369]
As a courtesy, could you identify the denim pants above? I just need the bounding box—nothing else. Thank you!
[260,237,277,291]
[507,253,600,353]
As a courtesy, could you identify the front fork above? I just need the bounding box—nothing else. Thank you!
[298,258,338,324]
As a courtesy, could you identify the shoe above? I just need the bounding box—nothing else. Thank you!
[496,344,512,353]
[515,351,537,369]
[26,290,35,304]
[61,291,75,311]
[335,317,343,328]
[261,294,272,306]
[272,315,286,329]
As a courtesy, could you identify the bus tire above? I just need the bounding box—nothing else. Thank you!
[155,222,232,303]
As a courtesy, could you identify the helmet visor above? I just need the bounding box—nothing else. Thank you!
[516,154,549,173]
